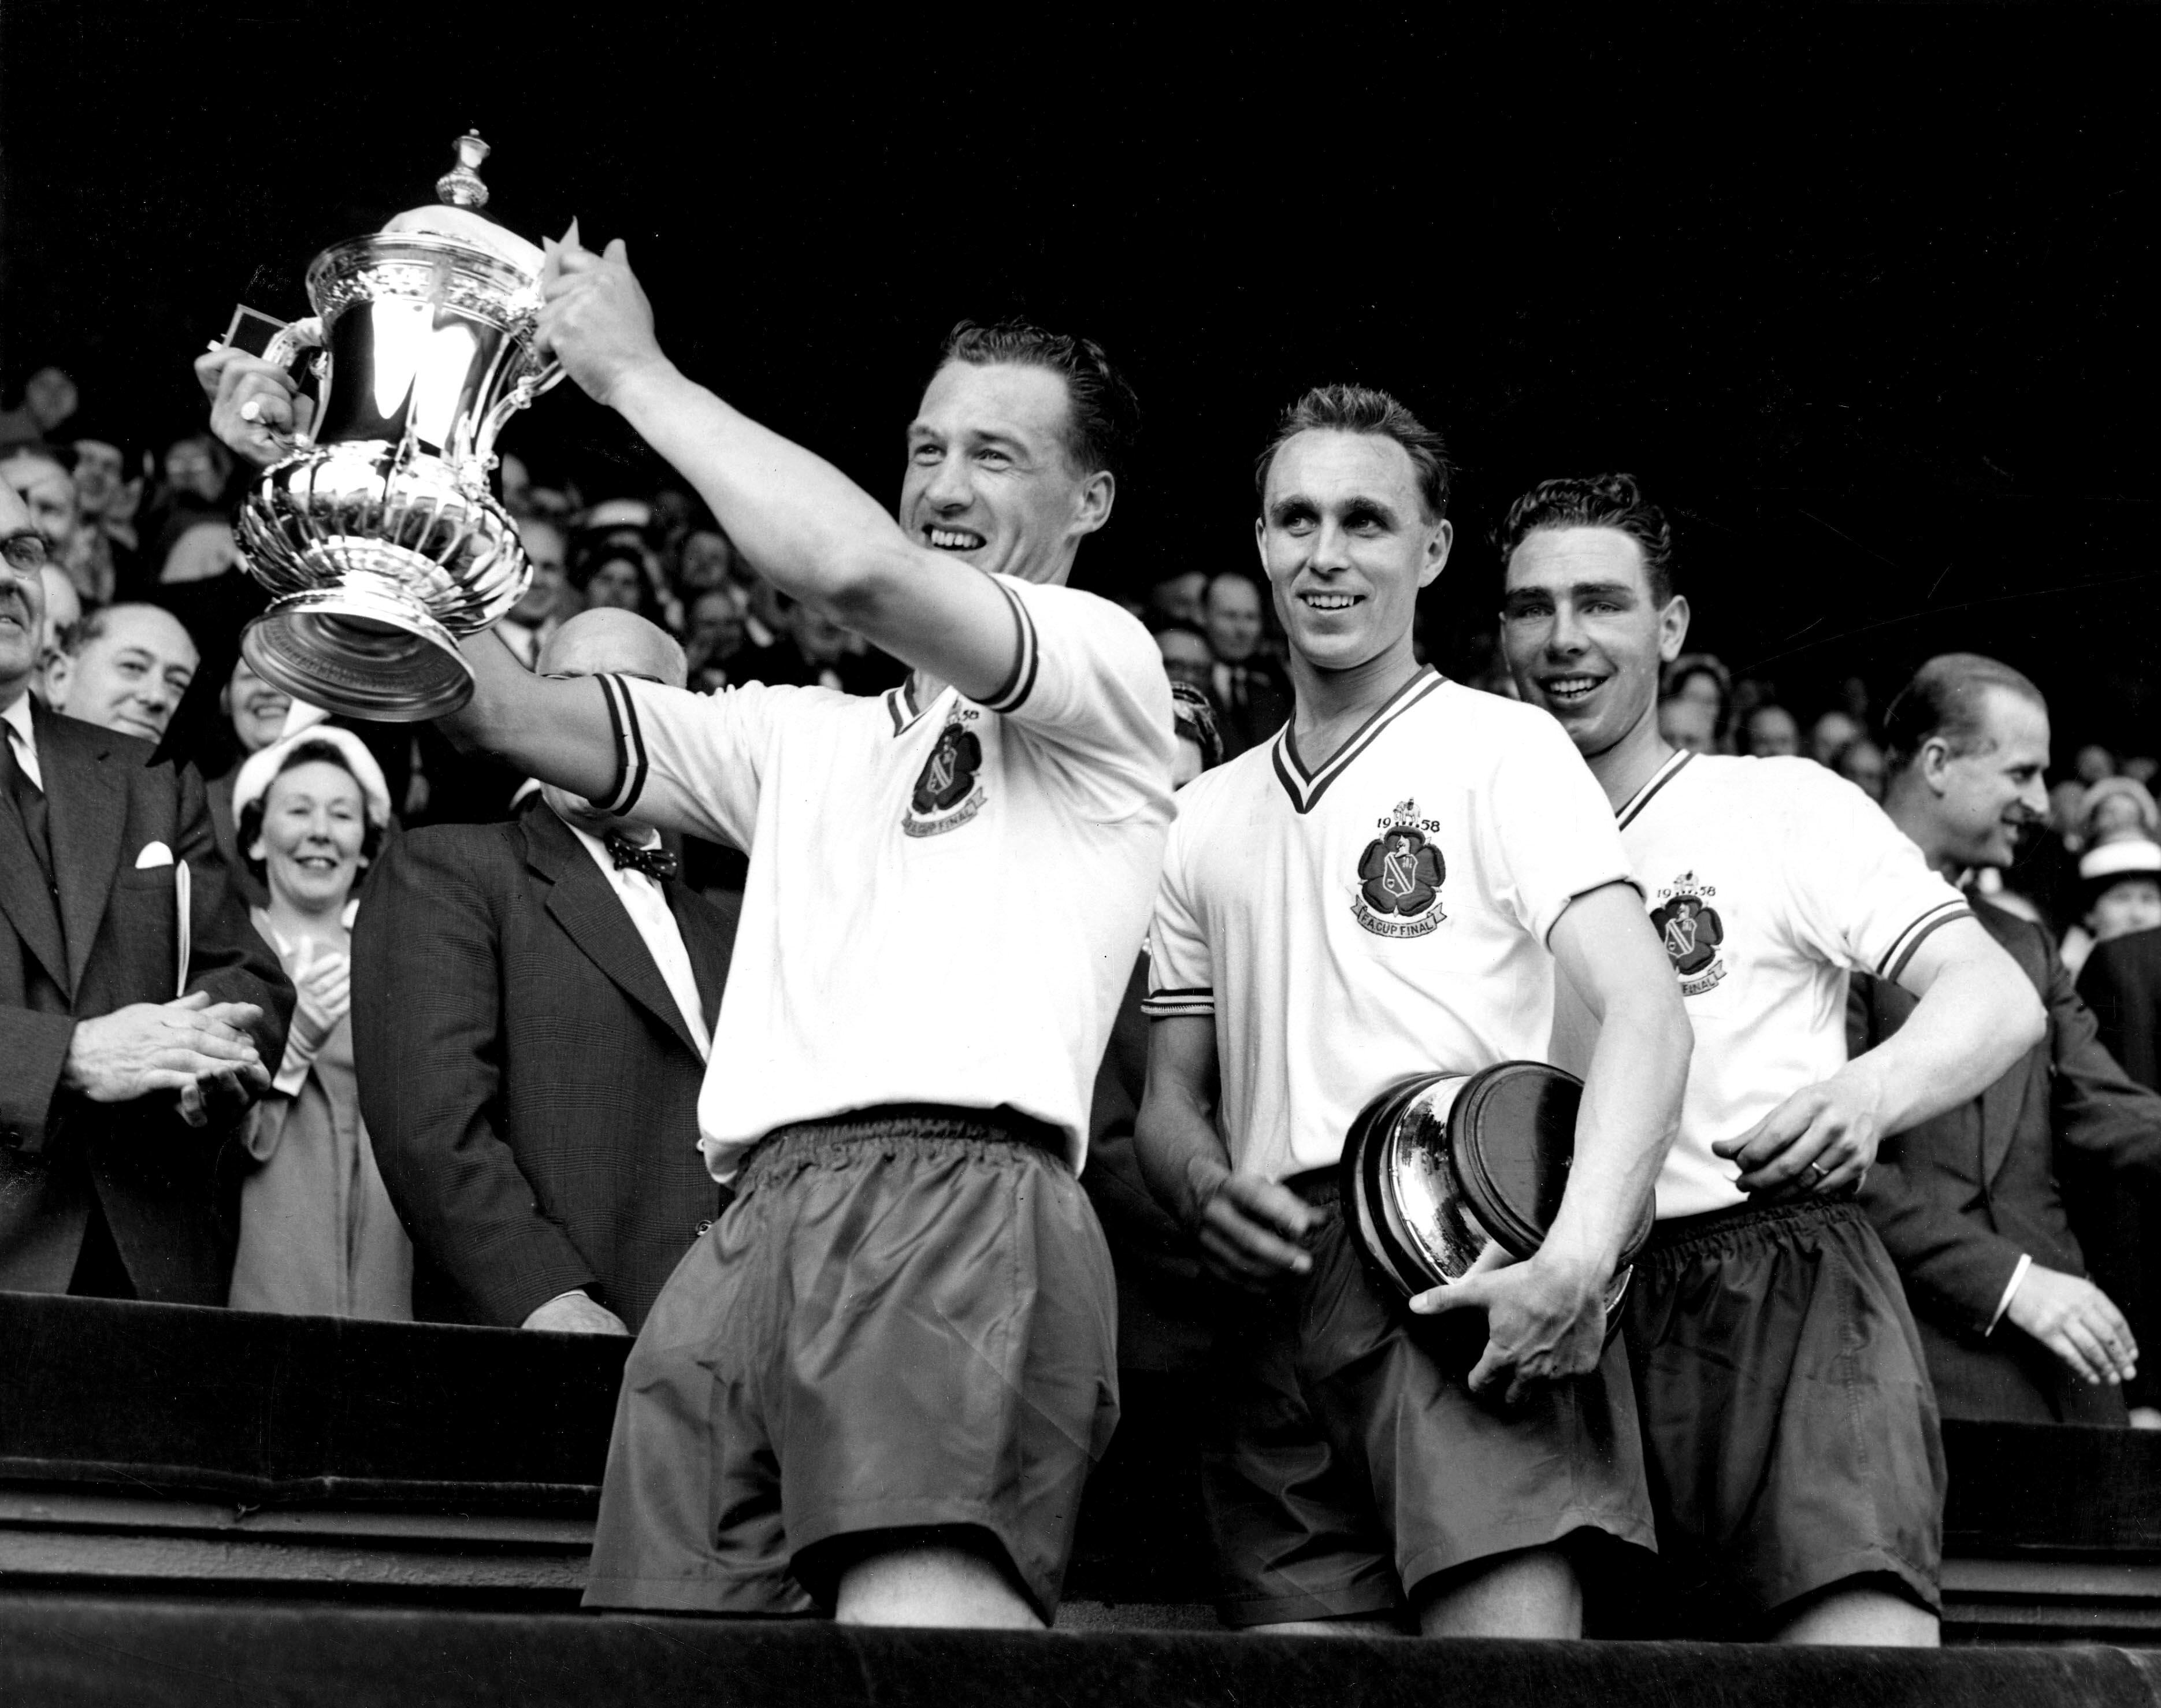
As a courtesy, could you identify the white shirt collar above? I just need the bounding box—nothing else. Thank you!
[2,690,38,786]
[2,689,33,744]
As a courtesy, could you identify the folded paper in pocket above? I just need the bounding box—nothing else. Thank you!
[135,841,174,870]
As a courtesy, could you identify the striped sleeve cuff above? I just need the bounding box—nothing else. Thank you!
[1141,986,1215,1019]
[980,578,1041,714]
[1876,897,1974,982]
[595,673,650,816]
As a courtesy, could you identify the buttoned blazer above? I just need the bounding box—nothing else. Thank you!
[1853,897,2161,1421]
[0,699,292,1301]
[351,799,734,1330]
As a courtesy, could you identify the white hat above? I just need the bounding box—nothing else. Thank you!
[2079,838,2161,883]
[232,725,392,831]
[582,498,653,530]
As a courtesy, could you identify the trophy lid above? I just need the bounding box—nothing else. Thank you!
[377,130,544,277]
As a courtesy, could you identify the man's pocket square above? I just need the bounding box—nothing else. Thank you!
[135,841,174,870]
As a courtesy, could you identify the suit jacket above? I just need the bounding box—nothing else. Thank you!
[0,700,292,1301]
[1852,897,2161,1423]
[351,798,735,1330]
[205,768,269,911]
[2069,926,2161,1412]
[2080,928,2161,1090]
[1212,659,1293,760]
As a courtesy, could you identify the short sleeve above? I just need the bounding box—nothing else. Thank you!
[592,675,796,850]
[1477,705,1638,943]
[981,578,1176,806]
[1143,812,1214,1020]
[1776,762,1971,981]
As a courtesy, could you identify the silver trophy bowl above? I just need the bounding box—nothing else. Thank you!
[1341,1061,1650,1337]
[237,135,562,721]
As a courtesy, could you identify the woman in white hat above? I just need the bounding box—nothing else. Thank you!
[227,726,410,1319]
[2062,837,2161,981]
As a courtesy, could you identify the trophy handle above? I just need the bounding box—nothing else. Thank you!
[260,317,328,448]
[261,315,325,374]
[474,357,567,465]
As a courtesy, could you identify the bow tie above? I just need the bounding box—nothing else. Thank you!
[606,833,678,883]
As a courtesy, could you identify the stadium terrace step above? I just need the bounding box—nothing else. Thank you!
[4,1293,2161,1642]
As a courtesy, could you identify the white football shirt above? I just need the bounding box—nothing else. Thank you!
[1145,671,1634,1183]
[1616,750,1971,1219]
[589,576,1176,1183]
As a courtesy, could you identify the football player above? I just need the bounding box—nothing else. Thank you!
[1137,389,1691,1637]
[1498,473,2043,1642]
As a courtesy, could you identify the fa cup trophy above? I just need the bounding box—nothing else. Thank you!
[236,133,562,720]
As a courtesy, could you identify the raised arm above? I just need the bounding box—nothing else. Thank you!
[537,236,1029,702]
[1414,880,1690,1401]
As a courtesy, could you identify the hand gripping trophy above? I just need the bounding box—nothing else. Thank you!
[235,133,562,719]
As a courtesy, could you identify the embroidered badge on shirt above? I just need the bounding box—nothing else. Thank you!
[903,711,987,837]
[1650,871,1726,994]
[1352,799,1447,938]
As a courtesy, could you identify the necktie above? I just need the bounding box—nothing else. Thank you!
[606,832,678,883]
[1,722,55,892]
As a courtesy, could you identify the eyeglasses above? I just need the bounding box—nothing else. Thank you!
[1,531,49,575]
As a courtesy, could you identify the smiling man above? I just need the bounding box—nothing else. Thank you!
[45,603,199,743]
[1497,474,2044,1643]
[1,474,289,1304]
[1137,388,1690,1638]
[205,248,1173,1627]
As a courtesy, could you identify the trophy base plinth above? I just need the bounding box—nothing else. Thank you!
[243,582,474,723]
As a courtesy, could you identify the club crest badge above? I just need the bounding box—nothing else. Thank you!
[1352,800,1447,938]
[903,711,987,837]
[1650,871,1726,995]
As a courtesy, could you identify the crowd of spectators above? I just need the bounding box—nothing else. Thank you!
[9,358,2161,1454]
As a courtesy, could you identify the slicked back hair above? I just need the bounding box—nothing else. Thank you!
[63,601,189,658]
[1497,473,1676,604]
[935,320,1141,487]
[1254,385,1452,523]
[1883,653,2047,774]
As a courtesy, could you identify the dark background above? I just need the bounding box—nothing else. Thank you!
[1,5,2154,746]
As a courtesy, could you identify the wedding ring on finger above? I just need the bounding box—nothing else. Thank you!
[1806,1161,1830,1189]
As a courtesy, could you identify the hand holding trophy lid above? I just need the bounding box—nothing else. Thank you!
[236,132,563,721]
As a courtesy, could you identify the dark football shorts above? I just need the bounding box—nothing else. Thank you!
[1622,1195,1945,1629]
[1200,1173,1657,1629]
[581,1104,1120,1622]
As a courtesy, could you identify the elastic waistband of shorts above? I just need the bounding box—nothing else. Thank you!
[740,1102,1068,1187]
[1644,1191,1863,1258]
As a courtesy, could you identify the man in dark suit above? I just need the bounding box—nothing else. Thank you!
[2073,921,2161,1424]
[1858,654,2161,1424]
[1202,572,1291,759]
[352,609,736,1334]
[0,490,290,1302]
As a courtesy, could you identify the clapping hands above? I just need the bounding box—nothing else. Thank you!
[64,992,270,1128]
[287,937,352,1058]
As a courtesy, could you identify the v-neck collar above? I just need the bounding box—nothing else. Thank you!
[1270,667,1445,814]
[885,677,940,737]
[1616,748,1695,830]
